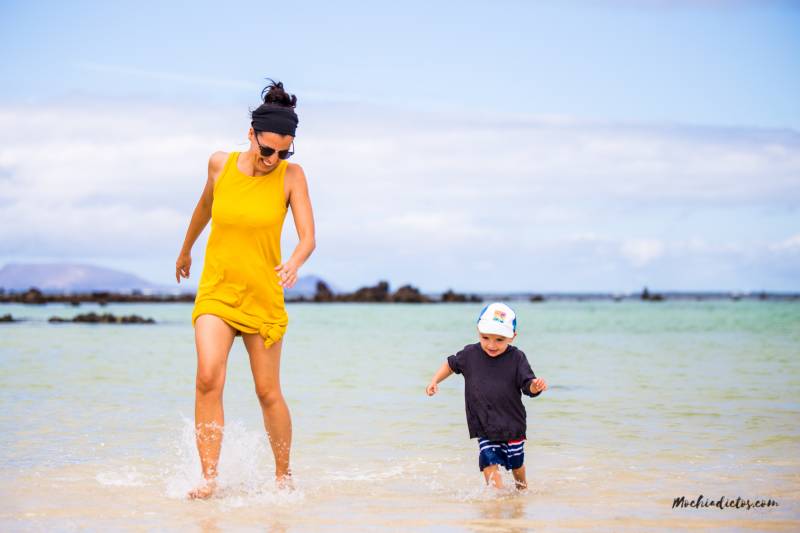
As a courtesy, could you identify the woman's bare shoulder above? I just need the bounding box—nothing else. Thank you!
[284,161,307,184]
[207,151,230,193]
[208,151,229,175]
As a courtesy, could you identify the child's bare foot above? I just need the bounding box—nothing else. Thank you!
[187,478,217,499]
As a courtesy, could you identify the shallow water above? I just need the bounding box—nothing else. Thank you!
[1,301,798,531]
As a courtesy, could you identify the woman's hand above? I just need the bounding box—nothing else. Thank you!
[426,381,439,396]
[274,260,300,289]
[175,253,191,283]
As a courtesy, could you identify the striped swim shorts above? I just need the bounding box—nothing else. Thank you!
[478,437,526,471]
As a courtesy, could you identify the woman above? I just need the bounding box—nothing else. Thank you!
[175,80,315,499]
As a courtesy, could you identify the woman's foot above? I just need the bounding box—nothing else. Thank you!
[275,473,294,491]
[188,478,217,499]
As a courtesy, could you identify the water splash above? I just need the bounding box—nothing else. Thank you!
[162,416,305,505]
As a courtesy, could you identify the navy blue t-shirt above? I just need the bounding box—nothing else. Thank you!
[447,343,541,441]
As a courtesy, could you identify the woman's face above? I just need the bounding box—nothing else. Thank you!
[249,129,293,173]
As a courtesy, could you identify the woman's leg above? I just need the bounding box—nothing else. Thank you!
[188,314,237,499]
[242,335,292,483]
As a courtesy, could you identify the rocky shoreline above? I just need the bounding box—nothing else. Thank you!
[48,312,156,324]
[0,283,483,305]
[0,285,796,306]
[292,281,483,303]
[0,288,195,305]
[0,311,156,324]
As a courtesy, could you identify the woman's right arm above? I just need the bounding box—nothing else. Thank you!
[175,152,227,283]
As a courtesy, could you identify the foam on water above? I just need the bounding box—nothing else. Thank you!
[95,465,147,487]
[323,464,405,482]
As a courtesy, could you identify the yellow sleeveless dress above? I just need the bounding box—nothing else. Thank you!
[192,152,289,348]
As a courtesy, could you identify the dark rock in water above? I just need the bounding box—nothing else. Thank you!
[0,313,14,322]
[641,286,665,302]
[284,275,333,299]
[441,289,466,302]
[48,312,155,324]
[529,294,545,303]
[347,281,390,302]
[440,289,482,303]
[392,284,431,303]
[22,287,46,304]
[314,281,335,302]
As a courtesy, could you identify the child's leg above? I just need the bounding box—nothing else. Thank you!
[482,464,503,489]
[511,465,527,490]
[508,439,527,490]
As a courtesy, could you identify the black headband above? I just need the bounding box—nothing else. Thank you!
[251,104,299,136]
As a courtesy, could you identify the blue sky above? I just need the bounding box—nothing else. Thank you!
[1,1,798,292]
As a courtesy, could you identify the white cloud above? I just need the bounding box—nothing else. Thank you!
[1,101,798,291]
[620,239,666,267]
[770,234,800,252]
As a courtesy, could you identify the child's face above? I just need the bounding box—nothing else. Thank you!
[478,329,516,357]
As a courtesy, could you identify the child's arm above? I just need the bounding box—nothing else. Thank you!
[518,352,547,397]
[426,361,453,396]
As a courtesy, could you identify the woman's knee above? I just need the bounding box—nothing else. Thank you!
[254,384,283,408]
[196,369,225,396]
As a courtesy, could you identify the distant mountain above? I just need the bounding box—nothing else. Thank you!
[0,262,177,294]
[0,262,334,297]
[283,274,337,299]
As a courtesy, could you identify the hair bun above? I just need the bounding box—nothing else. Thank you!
[261,79,297,108]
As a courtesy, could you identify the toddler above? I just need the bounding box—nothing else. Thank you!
[426,302,547,489]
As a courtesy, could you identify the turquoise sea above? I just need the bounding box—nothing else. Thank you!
[1,301,798,531]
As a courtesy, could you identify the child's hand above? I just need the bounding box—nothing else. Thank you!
[426,382,438,396]
[530,377,548,394]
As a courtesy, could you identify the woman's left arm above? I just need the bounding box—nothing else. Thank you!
[275,164,316,289]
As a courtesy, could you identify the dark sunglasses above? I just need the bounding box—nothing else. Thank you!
[253,131,294,160]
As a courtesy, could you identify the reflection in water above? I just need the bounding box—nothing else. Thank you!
[197,516,219,533]
[195,515,287,533]
[267,522,288,533]
[474,496,529,533]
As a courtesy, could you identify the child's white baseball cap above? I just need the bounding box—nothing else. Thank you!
[476,302,517,338]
